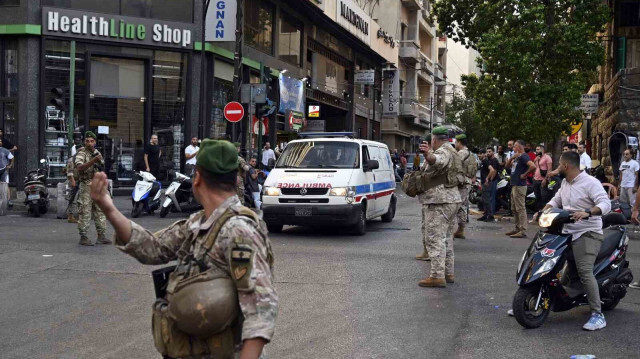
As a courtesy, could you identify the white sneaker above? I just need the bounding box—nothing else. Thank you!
[629,281,640,289]
[582,312,606,331]
[507,309,514,317]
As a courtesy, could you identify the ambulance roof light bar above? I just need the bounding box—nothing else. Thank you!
[298,132,355,139]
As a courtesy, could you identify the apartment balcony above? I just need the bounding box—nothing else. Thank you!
[401,0,422,10]
[399,41,420,65]
[434,63,444,81]
[434,110,445,125]
[415,103,431,128]
[418,52,434,81]
[399,98,418,118]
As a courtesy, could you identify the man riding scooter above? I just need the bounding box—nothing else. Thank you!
[509,151,611,330]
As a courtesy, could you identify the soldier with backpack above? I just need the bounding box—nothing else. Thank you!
[454,134,477,239]
[89,140,278,359]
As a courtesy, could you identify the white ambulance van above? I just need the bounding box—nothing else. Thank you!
[262,133,396,235]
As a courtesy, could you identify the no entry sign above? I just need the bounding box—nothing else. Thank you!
[224,101,245,123]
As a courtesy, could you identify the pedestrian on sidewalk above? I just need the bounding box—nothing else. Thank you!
[0,138,14,185]
[619,149,639,206]
[144,134,161,178]
[478,147,499,222]
[532,145,552,222]
[88,140,278,358]
[0,129,16,205]
[505,140,536,238]
[246,157,262,209]
[184,136,199,177]
[416,127,462,288]
[261,142,276,170]
[496,145,507,172]
[578,143,592,171]
[454,134,476,239]
[74,131,110,246]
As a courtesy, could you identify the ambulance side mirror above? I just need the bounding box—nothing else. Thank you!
[364,160,379,172]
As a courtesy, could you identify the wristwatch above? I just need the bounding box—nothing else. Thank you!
[585,208,592,216]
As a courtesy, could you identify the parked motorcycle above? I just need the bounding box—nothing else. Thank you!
[512,209,633,329]
[23,159,50,217]
[131,171,162,218]
[159,171,201,218]
[469,181,482,206]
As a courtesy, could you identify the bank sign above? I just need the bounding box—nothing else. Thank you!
[43,7,194,49]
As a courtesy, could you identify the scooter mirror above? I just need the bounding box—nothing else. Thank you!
[40,159,46,164]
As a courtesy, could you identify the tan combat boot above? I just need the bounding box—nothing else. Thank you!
[67,214,78,223]
[79,236,94,246]
[415,250,430,261]
[418,277,446,288]
[96,234,112,245]
[445,274,455,283]
[453,225,465,239]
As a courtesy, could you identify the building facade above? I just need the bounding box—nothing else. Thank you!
[370,0,446,153]
[445,38,481,92]
[589,0,640,180]
[0,0,394,189]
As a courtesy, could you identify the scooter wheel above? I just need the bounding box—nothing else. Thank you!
[131,202,144,218]
[160,206,170,218]
[512,286,551,329]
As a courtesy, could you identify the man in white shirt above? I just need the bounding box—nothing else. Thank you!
[578,143,592,171]
[619,149,639,206]
[184,137,199,176]
[545,151,611,331]
[261,142,276,169]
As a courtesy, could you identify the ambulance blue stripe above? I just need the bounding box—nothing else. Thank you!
[355,181,395,195]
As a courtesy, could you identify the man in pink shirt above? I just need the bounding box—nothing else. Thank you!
[532,145,552,221]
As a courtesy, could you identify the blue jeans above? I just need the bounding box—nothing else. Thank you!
[482,180,497,217]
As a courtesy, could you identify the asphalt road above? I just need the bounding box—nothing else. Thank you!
[1,193,639,359]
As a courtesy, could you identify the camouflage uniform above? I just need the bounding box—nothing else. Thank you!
[65,156,79,218]
[418,143,462,279]
[237,156,248,205]
[456,147,474,226]
[115,195,278,358]
[75,147,106,238]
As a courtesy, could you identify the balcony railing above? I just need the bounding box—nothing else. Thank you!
[401,0,422,10]
[399,41,420,65]
[399,98,418,118]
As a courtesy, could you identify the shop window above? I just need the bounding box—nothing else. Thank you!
[619,1,640,27]
[278,11,302,67]
[41,0,119,14]
[0,0,20,5]
[2,40,18,98]
[245,0,275,55]
[211,80,233,139]
[626,39,640,70]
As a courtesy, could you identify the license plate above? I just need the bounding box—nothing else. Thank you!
[295,207,312,217]
[28,194,40,200]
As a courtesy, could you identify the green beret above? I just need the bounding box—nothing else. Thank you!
[424,134,432,142]
[455,134,467,140]
[196,140,238,175]
[432,126,448,136]
[85,131,97,140]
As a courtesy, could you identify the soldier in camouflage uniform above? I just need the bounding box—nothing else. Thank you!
[417,127,462,288]
[89,140,278,359]
[236,142,249,206]
[75,131,110,246]
[454,134,476,239]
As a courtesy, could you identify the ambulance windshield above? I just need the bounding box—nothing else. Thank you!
[276,141,360,169]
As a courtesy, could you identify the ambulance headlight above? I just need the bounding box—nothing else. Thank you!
[329,187,354,197]
[264,187,281,196]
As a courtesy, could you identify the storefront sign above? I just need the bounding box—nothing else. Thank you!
[252,116,269,134]
[205,0,237,42]
[306,120,325,132]
[336,0,371,46]
[308,105,320,118]
[578,94,599,114]
[377,28,396,48]
[382,69,399,117]
[279,74,305,114]
[354,70,375,85]
[43,7,194,49]
[286,110,305,132]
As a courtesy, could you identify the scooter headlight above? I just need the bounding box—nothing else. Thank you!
[264,187,281,196]
[538,212,559,228]
[534,256,560,277]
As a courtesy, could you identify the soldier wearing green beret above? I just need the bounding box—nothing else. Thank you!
[454,134,477,239]
[74,131,109,246]
[89,139,278,359]
[416,126,462,288]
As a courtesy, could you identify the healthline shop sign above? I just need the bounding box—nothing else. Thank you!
[43,7,194,49]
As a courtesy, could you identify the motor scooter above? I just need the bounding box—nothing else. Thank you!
[23,159,50,217]
[131,171,162,218]
[159,171,201,218]
[512,208,634,329]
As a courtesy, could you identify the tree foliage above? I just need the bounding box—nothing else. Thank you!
[434,0,610,144]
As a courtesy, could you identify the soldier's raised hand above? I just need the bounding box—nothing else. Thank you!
[90,172,114,212]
